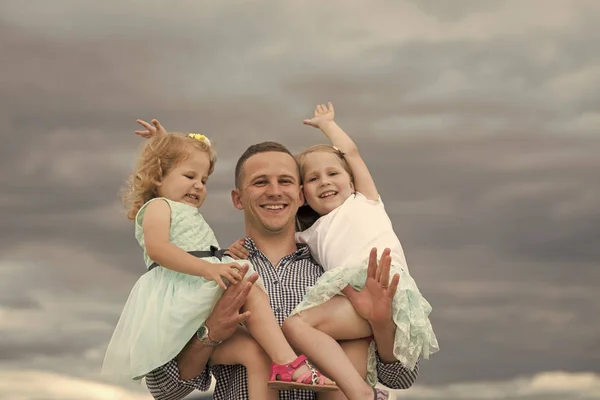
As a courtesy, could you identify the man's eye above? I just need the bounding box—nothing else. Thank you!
[254,180,267,186]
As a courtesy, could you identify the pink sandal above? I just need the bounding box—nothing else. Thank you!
[268,355,338,392]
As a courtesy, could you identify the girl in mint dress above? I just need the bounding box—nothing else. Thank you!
[281,103,439,396]
[102,132,336,398]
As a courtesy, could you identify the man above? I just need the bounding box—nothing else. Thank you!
[138,121,418,399]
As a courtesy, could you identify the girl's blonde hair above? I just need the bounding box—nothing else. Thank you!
[295,144,354,231]
[123,133,217,220]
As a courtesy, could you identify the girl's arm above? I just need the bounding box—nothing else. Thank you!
[304,102,379,201]
[142,200,241,288]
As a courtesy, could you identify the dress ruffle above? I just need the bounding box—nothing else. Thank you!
[291,262,439,386]
[102,257,259,381]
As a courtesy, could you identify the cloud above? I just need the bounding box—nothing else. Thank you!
[1,0,599,390]
[395,371,600,399]
[0,369,151,400]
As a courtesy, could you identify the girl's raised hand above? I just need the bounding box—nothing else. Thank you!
[210,263,245,290]
[225,238,250,260]
[134,119,167,139]
[303,102,335,128]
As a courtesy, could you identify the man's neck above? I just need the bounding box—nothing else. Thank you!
[247,229,297,267]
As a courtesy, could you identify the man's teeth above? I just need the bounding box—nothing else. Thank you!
[264,205,284,210]
[320,191,336,198]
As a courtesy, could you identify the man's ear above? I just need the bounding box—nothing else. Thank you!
[231,189,244,210]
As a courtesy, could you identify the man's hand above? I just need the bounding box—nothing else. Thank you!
[204,263,257,342]
[134,118,168,139]
[342,248,399,326]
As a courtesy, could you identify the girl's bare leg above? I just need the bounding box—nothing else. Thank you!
[211,327,278,400]
[282,296,374,400]
[242,286,334,384]
[318,339,369,400]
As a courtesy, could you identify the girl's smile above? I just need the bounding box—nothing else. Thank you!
[301,152,354,216]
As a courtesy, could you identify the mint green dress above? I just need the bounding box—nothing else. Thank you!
[102,198,260,381]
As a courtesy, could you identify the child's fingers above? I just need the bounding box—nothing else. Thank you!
[136,119,153,130]
[215,276,227,290]
[225,240,249,260]
[222,272,236,284]
[152,119,168,135]
[238,247,250,258]
[225,270,240,284]
[230,244,248,259]
[231,265,244,281]
[224,249,241,260]
[226,265,242,283]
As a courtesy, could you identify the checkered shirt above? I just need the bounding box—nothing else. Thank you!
[145,238,419,400]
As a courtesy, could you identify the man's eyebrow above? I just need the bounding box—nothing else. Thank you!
[249,174,267,181]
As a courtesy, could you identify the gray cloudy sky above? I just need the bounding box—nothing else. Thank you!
[1,0,599,399]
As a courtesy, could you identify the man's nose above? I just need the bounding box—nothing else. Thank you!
[265,182,283,196]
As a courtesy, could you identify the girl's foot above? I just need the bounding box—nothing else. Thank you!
[268,355,337,392]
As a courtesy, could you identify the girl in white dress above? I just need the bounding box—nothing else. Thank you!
[281,103,439,400]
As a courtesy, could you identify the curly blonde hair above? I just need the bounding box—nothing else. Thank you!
[123,133,217,220]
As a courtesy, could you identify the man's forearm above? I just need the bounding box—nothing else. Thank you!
[372,319,420,389]
[176,336,214,380]
[370,319,397,364]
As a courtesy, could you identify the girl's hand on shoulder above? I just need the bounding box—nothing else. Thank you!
[210,263,244,290]
[303,102,335,129]
[134,119,167,139]
[225,238,250,260]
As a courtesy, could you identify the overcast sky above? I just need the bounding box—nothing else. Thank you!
[1,0,599,399]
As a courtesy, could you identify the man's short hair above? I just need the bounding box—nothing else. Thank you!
[234,141,299,188]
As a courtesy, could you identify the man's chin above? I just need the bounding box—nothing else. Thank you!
[260,218,294,234]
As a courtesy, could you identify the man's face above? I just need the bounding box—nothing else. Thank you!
[232,151,303,237]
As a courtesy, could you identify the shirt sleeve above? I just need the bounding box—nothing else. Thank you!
[145,359,213,400]
[375,352,419,389]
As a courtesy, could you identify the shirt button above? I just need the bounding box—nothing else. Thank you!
[275,307,281,313]
[273,280,279,285]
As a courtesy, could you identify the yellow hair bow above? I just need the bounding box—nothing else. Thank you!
[188,133,211,146]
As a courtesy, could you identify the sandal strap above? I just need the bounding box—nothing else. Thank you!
[295,370,313,384]
[288,354,307,369]
[305,362,325,385]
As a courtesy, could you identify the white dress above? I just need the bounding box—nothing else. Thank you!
[293,192,439,386]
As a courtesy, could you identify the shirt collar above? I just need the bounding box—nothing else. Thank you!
[243,237,311,260]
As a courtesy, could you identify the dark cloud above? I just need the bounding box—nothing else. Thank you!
[1,0,599,395]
